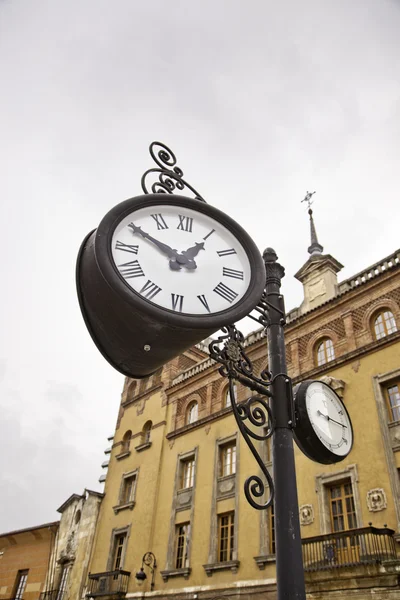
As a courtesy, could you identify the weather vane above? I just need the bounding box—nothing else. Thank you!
[301,190,316,210]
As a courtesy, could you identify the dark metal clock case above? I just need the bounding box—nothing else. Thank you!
[293,380,354,465]
[76,194,266,378]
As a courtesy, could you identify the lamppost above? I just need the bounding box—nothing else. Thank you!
[135,552,157,591]
[208,250,305,600]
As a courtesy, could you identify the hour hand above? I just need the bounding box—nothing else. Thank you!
[181,242,205,259]
[128,222,178,259]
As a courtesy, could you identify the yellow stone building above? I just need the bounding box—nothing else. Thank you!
[87,213,400,599]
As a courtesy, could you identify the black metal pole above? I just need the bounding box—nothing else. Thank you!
[263,248,306,600]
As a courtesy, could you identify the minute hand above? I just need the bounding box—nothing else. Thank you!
[128,223,179,259]
[316,410,347,428]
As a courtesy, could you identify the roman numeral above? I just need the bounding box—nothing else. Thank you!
[115,240,139,254]
[177,215,193,232]
[171,294,184,312]
[203,229,215,240]
[223,267,244,280]
[217,248,237,257]
[342,437,348,445]
[197,294,211,313]
[151,213,168,230]
[139,280,162,300]
[118,260,145,279]
[213,282,238,303]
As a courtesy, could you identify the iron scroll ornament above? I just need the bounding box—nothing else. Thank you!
[141,141,206,202]
[209,325,279,510]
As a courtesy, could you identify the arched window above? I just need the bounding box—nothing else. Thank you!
[373,310,397,340]
[122,430,132,453]
[224,383,237,408]
[316,338,335,366]
[141,421,152,445]
[74,510,81,525]
[186,402,198,425]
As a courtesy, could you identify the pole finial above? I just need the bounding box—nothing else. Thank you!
[301,190,316,211]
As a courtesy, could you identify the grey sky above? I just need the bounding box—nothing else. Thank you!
[0,0,399,531]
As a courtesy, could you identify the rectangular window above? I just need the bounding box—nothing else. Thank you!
[220,442,236,477]
[120,473,136,505]
[56,565,70,600]
[329,481,357,532]
[175,523,190,569]
[14,570,28,600]
[218,512,235,562]
[181,458,195,489]
[113,533,127,571]
[386,383,400,422]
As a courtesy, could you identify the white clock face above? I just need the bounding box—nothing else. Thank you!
[110,204,252,315]
[306,382,352,456]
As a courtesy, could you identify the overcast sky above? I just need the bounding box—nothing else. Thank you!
[0,0,399,532]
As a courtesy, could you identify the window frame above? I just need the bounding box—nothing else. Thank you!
[315,465,362,535]
[114,469,139,513]
[174,522,191,569]
[373,310,397,340]
[180,456,195,489]
[56,564,70,600]
[186,401,198,425]
[218,511,235,562]
[13,569,29,600]
[219,441,237,477]
[316,338,335,366]
[385,381,400,422]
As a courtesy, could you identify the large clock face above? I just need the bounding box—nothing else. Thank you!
[110,204,252,315]
[305,382,353,457]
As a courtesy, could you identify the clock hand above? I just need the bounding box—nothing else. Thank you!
[172,241,205,271]
[181,241,205,259]
[128,222,182,261]
[316,410,347,428]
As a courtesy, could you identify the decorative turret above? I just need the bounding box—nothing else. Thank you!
[295,192,343,314]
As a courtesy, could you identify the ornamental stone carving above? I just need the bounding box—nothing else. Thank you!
[366,488,387,512]
[299,504,314,526]
[319,376,345,399]
[177,491,192,507]
[217,476,235,498]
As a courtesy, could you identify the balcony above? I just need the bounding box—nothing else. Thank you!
[39,592,59,600]
[302,525,397,571]
[86,570,130,598]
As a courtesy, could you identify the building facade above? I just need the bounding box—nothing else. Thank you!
[0,522,58,600]
[86,215,400,599]
[41,489,104,600]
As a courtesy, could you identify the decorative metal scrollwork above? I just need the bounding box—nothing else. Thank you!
[209,325,275,510]
[141,141,206,202]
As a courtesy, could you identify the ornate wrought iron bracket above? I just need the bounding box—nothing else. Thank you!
[209,324,276,510]
[141,141,206,202]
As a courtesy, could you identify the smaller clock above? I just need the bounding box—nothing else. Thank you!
[293,380,353,465]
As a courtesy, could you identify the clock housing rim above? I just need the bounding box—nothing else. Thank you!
[95,194,266,329]
[293,380,354,465]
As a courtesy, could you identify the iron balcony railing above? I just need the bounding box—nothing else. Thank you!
[302,525,397,571]
[86,570,130,598]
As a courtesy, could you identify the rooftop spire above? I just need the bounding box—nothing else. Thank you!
[301,191,323,256]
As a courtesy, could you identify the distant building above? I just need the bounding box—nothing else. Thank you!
[86,210,400,599]
[0,489,103,600]
[0,521,58,600]
[42,490,103,600]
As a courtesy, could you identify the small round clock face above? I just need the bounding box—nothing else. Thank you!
[306,382,352,456]
[110,204,252,315]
